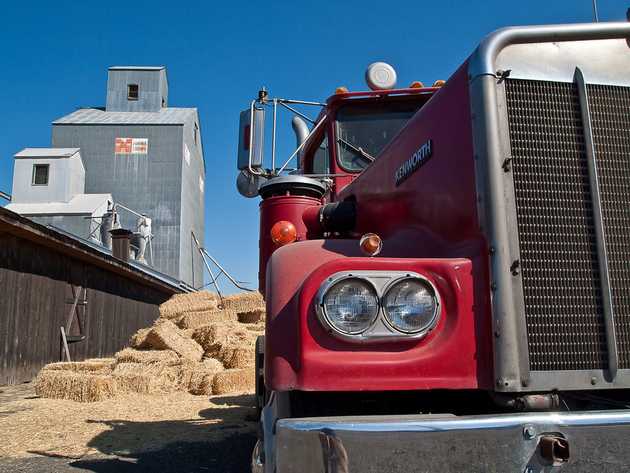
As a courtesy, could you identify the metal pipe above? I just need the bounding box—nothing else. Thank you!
[200,248,254,292]
[280,102,316,124]
[470,22,630,78]
[271,99,277,172]
[277,115,327,174]
[114,202,145,219]
[574,66,618,380]
[276,98,326,107]
[191,232,224,300]
[191,232,254,294]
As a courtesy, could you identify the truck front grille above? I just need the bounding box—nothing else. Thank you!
[589,84,630,369]
[504,78,630,372]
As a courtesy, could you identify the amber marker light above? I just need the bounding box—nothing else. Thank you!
[409,81,425,88]
[271,220,297,246]
[360,233,383,256]
[335,86,349,94]
[433,80,446,87]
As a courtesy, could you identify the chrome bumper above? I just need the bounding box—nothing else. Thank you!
[255,410,630,472]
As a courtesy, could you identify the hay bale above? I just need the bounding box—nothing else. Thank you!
[144,320,203,362]
[220,346,255,369]
[112,363,182,394]
[191,323,255,359]
[41,359,113,374]
[130,328,151,349]
[114,348,180,366]
[188,359,224,395]
[212,369,255,395]
[176,309,238,330]
[237,309,265,324]
[85,357,116,364]
[245,322,265,333]
[198,375,215,396]
[221,292,264,313]
[35,370,117,402]
[159,291,220,319]
[181,328,195,338]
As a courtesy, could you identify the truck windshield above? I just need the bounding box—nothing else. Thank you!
[336,101,422,171]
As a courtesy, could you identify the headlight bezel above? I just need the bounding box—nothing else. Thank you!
[381,276,441,336]
[315,271,441,343]
[317,274,380,336]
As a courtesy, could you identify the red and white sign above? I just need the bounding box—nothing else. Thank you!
[115,138,148,155]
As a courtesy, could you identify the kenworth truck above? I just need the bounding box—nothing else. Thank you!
[237,20,630,473]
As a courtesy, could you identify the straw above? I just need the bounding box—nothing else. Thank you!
[159,291,220,319]
[221,292,264,313]
[176,309,238,330]
[35,370,117,402]
[41,360,113,373]
[130,328,151,349]
[114,348,180,366]
[188,359,224,395]
[212,369,255,395]
[237,309,265,324]
[112,363,182,394]
[143,320,204,362]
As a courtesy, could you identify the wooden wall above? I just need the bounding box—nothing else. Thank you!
[0,232,174,385]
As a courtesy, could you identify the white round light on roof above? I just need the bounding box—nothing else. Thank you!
[365,62,397,91]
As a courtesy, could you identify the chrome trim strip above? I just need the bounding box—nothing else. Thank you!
[469,22,630,78]
[574,66,619,381]
[278,409,630,433]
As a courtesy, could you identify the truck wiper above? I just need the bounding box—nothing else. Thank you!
[337,137,375,163]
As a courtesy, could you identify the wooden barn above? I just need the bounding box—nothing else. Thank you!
[0,207,185,385]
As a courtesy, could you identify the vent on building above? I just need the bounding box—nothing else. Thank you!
[32,164,49,186]
[127,84,139,101]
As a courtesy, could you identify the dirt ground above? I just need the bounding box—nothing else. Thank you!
[0,383,257,472]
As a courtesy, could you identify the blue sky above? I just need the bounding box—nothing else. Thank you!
[0,0,626,292]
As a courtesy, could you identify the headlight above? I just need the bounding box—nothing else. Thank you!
[321,278,379,334]
[382,278,439,334]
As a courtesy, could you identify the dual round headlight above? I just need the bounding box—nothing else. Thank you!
[319,275,439,337]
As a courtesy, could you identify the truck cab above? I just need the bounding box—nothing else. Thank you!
[299,86,436,198]
[238,21,630,473]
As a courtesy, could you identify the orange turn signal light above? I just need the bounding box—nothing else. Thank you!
[360,233,382,256]
[409,81,425,89]
[433,79,446,87]
[335,86,349,94]
[271,220,297,246]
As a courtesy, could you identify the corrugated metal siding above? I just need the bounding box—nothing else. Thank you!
[29,215,93,241]
[179,112,205,287]
[53,107,194,125]
[0,232,172,385]
[52,124,188,281]
[106,68,167,112]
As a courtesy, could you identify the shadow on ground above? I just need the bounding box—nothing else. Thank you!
[70,434,257,473]
[4,394,258,473]
[74,394,257,472]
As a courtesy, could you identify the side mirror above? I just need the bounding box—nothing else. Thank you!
[238,103,265,171]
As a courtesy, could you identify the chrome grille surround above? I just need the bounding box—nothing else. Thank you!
[468,22,630,391]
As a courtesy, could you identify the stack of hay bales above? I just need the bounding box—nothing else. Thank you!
[35,291,265,402]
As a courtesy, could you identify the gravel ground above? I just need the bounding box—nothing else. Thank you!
[0,383,257,473]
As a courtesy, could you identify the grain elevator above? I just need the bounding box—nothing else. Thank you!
[47,66,205,287]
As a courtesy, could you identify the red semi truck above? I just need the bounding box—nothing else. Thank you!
[238,20,630,473]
